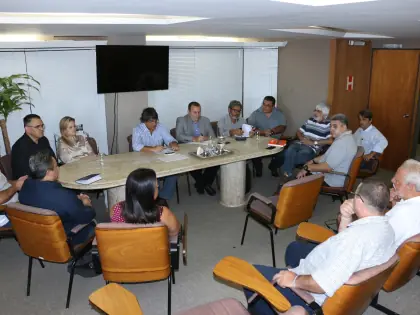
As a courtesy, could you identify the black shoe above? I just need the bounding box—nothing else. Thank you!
[196,186,205,194]
[268,163,279,177]
[204,185,216,196]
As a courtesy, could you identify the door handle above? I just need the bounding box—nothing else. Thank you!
[403,114,410,118]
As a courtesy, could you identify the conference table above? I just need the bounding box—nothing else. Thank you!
[59,137,283,209]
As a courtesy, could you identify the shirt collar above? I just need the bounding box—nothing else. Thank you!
[396,195,420,205]
[348,215,388,227]
[336,130,352,140]
[362,125,373,133]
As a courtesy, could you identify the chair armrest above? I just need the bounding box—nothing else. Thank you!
[0,205,6,212]
[69,220,97,236]
[325,170,348,177]
[247,192,273,206]
[296,222,336,244]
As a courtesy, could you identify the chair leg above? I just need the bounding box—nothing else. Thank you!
[275,228,278,235]
[66,260,77,309]
[27,257,33,296]
[241,214,250,245]
[186,174,191,196]
[344,191,349,200]
[417,270,420,277]
[168,274,172,315]
[269,228,276,268]
[370,293,400,315]
[38,259,45,268]
[171,266,175,284]
[176,181,180,204]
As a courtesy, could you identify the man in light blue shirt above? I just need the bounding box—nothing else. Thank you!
[217,100,246,137]
[353,109,388,171]
[132,107,179,204]
[247,96,287,177]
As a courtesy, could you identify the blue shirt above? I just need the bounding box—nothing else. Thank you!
[247,107,287,131]
[132,123,177,152]
[192,122,201,137]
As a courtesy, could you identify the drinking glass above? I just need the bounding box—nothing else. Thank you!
[256,130,260,141]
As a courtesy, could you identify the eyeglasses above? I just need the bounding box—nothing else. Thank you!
[349,191,364,203]
[230,108,241,113]
[27,124,45,130]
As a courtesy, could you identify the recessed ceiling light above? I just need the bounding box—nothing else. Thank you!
[271,0,377,6]
[271,28,392,39]
[0,12,207,25]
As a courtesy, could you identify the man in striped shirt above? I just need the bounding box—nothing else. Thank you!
[272,103,332,178]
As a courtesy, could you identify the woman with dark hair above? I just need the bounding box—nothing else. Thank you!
[111,168,180,237]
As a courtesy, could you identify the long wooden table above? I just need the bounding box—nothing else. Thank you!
[59,137,282,208]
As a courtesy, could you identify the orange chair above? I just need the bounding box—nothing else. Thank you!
[357,153,384,179]
[6,202,94,308]
[95,222,175,315]
[241,174,324,267]
[89,283,308,315]
[320,146,364,203]
[214,255,399,315]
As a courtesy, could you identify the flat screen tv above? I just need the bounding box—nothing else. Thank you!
[96,45,169,94]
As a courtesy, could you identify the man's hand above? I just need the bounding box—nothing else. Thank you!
[192,136,206,142]
[169,142,179,151]
[78,193,92,207]
[297,169,307,179]
[340,199,355,219]
[263,129,272,137]
[301,138,313,146]
[390,188,401,207]
[273,270,297,288]
[363,152,375,161]
[152,146,164,152]
[14,175,28,191]
[229,129,243,136]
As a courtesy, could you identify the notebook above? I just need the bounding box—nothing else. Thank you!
[75,173,102,185]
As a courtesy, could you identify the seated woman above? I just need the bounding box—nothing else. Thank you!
[111,168,180,237]
[58,116,95,164]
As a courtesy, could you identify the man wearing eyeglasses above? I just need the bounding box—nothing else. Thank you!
[11,114,56,180]
[217,100,246,137]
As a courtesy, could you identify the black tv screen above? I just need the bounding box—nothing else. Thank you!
[96,45,169,94]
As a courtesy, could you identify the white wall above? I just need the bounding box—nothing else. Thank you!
[0,41,108,156]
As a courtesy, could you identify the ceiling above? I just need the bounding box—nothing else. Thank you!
[0,0,419,40]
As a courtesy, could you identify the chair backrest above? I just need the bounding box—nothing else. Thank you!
[87,136,99,155]
[170,128,177,139]
[344,146,364,192]
[210,121,218,136]
[0,154,13,180]
[275,174,324,229]
[127,135,133,152]
[95,222,171,283]
[322,254,399,315]
[382,233,420,292]
[5,203,71,262]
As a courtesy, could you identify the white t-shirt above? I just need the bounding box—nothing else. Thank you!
[0,173,19,227]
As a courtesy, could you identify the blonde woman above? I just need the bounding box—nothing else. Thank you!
[58,116,95,163]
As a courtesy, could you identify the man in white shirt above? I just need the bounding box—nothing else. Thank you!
[244,181,395,314]
[353,109,388,171]
[0,173,27,227]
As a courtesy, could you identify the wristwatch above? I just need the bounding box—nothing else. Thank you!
[303,164,309,172]
[314,141,318,145]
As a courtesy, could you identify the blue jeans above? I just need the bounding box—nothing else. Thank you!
[285,241,318,268]
[282,143,316,177]
[159,175,178,200]
[244,265,314,315]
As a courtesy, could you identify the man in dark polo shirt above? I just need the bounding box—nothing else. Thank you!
[11,114,56,179]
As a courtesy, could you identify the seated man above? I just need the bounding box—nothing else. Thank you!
[217,100,246,137]
[295,114,357,188]
[18,150,95,246]
[245,181,395,314]
[247,96,287,177]
[353,109,388,171]
[176,101,218,196]
[0,173,27,228]
[285,159,420,268]
[11,114,56,179]
[133,107,179,206]
[271,102,332,178]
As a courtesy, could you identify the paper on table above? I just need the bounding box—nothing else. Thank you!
[154,148,175,155]
[186,140,210,145]
[242,124,253,137]
[157,153,189,163]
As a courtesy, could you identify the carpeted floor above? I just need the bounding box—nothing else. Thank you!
[0,166,419,315]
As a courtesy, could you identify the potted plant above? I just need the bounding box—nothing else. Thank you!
[0,74,40,154]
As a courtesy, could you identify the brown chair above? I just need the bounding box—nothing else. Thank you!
[214,255,399,315]
[95,222,174,315]
[370,233,420,315]
[86,135,99,155]
[357,153,384,179]
[0,154,13,180]
[320,146,364,203]
[5,202,94,308]
[89,283,308,315]
[127,134,134,152]
[240,174,324,267]
[210,121,218,136]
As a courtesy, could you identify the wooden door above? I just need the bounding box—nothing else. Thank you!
[369,50,420,171]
